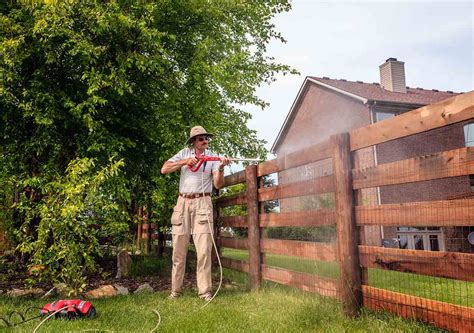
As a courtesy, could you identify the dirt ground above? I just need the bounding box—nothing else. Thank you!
[0,254,224,294]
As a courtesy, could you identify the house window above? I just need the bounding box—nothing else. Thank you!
[464,123,474,147]
[464,124,474,191]
[396,227,445,251]
[374,111,397,123]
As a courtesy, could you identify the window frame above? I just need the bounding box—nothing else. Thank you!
[397,227,445,251]
[464,122,474,147]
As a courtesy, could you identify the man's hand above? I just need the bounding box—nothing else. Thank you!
[183,156,199,167]
[218,157,231,169]
[214,157,230,189]
[161,156,199,174]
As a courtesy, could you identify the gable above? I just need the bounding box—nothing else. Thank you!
[273,82,370,156]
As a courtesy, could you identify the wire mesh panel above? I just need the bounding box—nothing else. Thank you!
[215,174,250,276]
[217,91,474,332]
[352,117,474,332]
[257,154,340,299]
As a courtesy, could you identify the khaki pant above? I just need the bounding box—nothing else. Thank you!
[171,195,213,296]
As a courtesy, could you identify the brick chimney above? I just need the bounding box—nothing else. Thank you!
[379,58,407,93]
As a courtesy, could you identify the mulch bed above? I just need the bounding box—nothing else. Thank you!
[1,255,226,294]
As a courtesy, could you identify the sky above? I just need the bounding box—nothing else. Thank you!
[244,0,473,156]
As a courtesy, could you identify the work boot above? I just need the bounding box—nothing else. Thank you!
[167,292,180,300]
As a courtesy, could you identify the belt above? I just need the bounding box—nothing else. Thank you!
[179,193,211,199]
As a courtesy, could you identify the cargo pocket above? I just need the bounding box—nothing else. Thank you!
[171,201,184,234]
[195,208,213,234]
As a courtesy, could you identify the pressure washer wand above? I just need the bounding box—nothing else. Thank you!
[189,156,262,172]
[228,158,263,162]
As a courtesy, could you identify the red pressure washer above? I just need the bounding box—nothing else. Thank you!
[188,156,262,172]
[40,300,96,320]
[0,300,95,328]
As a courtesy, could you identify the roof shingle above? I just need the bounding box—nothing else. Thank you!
[309,76,459,105]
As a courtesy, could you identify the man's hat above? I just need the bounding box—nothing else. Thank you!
[187,126,213,144]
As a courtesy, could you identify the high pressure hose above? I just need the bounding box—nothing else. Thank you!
[200,162,223,309]
[32,305,70,333]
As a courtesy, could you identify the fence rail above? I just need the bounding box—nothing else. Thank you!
[216,91,474,332]
[262,265,340,299]
[215,192,246,207]
[261,239,337,262]
[362,286,474,333]
[356,198,474,226]
[359,245,474,282]
[221,257,249,273]
[218,237,248,250]
[352,146,474,189]
[259,209,335,227]
[350,91,474,151]
[221,215,247,227]
[257,138,332,177]
[258,175,334,201]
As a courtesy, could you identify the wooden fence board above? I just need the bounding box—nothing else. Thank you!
[261,238,336,262]
[224,171,246,187]
[362,285,474,333]
[262,265,340,299]
[257,159,284,178]
[216,193,247,208]
[353,147,474,189]
[257,139,332,177]
[259,209,336,228]
[356,199,474,226]
[359,246,474,282]
[350,91,474,151]
[217,237,248,250]
[258,175,334,201]
[221,257,249,273]
[221,215,248,228]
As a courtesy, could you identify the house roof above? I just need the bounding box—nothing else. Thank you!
[309,76,458,105]
[271,76,461,153]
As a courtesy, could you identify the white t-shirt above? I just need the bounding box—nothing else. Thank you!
[168,148,220,194]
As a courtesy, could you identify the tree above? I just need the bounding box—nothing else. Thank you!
[0,0,295,292]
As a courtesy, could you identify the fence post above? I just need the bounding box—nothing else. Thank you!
[258,177,267,266]
[246,164,261,290]
[331,132,362,317]
[212,190,222,268]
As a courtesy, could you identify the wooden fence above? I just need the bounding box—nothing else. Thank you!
[215,91,474,332]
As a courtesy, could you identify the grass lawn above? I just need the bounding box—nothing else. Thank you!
[223,248,474,307]
[0,268,442,332]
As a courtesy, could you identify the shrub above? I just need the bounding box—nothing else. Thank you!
[11,157,129,295]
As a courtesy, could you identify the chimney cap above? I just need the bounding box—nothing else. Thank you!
[385,57,398,62]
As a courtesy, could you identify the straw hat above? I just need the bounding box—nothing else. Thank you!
[186,126,213,144]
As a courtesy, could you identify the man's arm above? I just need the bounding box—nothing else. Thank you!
[161,157,197,174]
[212,158,230,189]
[212,165,225,189]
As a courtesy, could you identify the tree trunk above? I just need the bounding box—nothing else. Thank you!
[158,231,165,258]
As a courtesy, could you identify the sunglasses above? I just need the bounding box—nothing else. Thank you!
[196,136,211,142]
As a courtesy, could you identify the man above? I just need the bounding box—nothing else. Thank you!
[161,126,230,301]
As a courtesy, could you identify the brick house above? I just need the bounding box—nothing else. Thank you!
[271,58,473,252]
